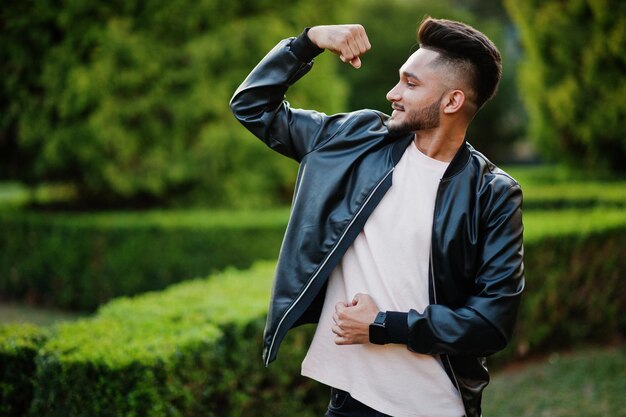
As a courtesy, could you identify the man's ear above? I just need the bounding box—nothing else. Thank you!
[442,90,465,114]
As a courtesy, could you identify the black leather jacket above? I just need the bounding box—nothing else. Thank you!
[230,33,525,417]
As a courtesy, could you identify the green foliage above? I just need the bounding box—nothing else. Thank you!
[339,0,526,161]
[0,182,78,211]
[0,209,289,310]
[0,183,30,211]
[0,324,47,417]
[521,182,626,210]
[24,263,327,417]
[504,165,626,209]
[500,218,626,363]
[523,208,626,243]
[3,177,625,312]
[505,0,626,173]
[1,0,349,207]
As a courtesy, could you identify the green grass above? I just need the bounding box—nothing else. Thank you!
[485,345,626,417]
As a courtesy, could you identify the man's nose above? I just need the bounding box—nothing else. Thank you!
[386,84,401,102]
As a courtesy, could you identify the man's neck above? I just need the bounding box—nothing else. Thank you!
[413,128,465,162]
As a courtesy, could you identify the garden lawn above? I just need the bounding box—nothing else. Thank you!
[484,345,626,417]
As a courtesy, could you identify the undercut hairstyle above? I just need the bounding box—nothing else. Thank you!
[417,17,502,110]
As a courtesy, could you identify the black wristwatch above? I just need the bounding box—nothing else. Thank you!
[369,311,387,345]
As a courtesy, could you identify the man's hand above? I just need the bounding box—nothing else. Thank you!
[307,25,371,69]
[332,293,379,345]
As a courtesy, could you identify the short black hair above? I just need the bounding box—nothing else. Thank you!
[417,17,502,109]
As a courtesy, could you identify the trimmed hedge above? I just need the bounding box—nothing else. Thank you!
[3,180,625,312]
[15,263,326,417]
[503,166,626,210]
[521,181,626,210]
[0,209,289,311]
[0,324,47,417]
[504,227,626,364]
[1,207,625,416]
[497,208,626,362]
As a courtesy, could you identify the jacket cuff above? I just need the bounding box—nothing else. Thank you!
[290,28,324,63]
[386,311,409,344]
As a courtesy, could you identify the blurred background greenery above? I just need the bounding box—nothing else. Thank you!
[1,0,625,416]
[2,0,623,209]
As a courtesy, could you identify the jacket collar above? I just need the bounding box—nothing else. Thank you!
[390,134,414,165]
[442,141,471,180]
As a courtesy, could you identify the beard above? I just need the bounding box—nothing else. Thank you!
[388,99,441,135]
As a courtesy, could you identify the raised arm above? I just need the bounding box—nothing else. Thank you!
[229,25,371,161]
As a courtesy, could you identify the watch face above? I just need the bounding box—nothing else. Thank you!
[375,312,386,325]
[369,322,386,345]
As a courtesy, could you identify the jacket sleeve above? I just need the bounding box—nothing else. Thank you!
[229,31,342,162]
[386,183,525,357]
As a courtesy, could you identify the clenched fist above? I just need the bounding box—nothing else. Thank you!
[332,293,379,345]
[307,24,371,68]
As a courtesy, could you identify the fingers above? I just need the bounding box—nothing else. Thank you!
[332,297,372,345]
[332,302,348,342]
[351,292,373,306]
[338,26,370,68]
[309,24,371,68]
[339,55,362,69]
[331,323,351,345]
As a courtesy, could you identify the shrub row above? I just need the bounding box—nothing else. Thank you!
[497,208,626,362]
[0,324,47,417]
[3,183,625,312]
[503,166,626,210]
[0,209,289,311]
[1,208,625,416]
[1,263,327,417]
[521,181,626,210]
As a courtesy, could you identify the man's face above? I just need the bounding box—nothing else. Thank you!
[386,48,448,134]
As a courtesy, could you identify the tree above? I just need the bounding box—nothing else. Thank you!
[505,0,626,173]
[2,0,349,207]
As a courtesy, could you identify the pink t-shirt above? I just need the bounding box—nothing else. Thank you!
[301,142,465,417]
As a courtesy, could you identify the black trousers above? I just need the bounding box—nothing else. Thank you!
[324,388,392,417]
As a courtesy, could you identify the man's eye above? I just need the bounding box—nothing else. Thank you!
[407,82,416,88]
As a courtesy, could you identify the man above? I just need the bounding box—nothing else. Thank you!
[230,17,524,417]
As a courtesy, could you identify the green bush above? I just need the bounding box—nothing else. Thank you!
[28,262,326,417]
[0,324,47,417]
[0,209,289,311]
[505,166,626,210]
[498,208,626,363]
[520,181,626,210]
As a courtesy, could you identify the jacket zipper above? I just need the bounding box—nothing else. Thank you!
[265,167,395,366]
